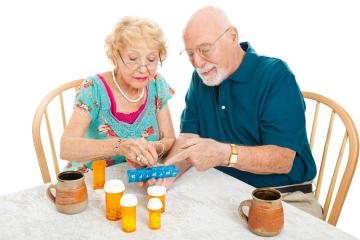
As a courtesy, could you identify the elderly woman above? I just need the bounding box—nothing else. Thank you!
[60,16,175,173]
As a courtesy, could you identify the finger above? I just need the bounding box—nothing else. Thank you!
[147,142,158,162]
[137,182,144,187]
[129,147,146,166]
[147,178,166,188]
[161,177,174,189]
[147,178,157,186]
[157,178,165,186]
[139,146,155,166]
[126,159,145,169]
[143,144,157,165]
[141,181,150,190]
[126,147,138,161]
[136,139,155,165]
[180,138,200,149]
[144,152,155,166]
[164,148,192,166]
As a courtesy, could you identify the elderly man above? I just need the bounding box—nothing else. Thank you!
[164,6,323,218]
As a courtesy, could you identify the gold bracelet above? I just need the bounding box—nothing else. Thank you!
[158,140,166,159]
[114,138,123,153]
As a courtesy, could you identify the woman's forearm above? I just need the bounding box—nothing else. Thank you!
[60,137,120,162]
[61,135,175,163]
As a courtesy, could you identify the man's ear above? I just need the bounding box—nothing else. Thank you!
[228,26,239,44]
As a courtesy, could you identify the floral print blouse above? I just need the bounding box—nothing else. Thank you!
[64,73,174,173]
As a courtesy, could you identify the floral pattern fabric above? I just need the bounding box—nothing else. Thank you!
[64,74,174,172]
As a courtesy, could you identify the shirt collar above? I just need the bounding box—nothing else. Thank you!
[227,42,258,83]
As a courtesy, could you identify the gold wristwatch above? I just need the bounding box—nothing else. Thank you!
[228,144,238,167]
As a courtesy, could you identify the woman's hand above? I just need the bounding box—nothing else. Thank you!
[119,138,158,166]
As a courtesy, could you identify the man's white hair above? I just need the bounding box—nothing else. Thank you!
[183,6,231,37]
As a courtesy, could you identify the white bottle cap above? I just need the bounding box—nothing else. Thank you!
[104,179,125,193]
[147,198,163,210]
[147,185,166,196]
[120,194,138,207]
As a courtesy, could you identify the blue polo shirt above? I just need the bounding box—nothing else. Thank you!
[180,42,316,188]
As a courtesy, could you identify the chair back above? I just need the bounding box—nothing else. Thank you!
[303,91,359,226]
[32,79,83,183]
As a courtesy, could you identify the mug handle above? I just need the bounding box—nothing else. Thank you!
[47,183,56,204]
[239,199,252,222]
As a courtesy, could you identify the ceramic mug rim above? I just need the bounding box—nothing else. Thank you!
[57,171,84,182]
[251,188,282,203]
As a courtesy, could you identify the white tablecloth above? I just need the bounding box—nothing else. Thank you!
[0,164,358,240]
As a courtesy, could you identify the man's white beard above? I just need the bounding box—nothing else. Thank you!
[196,63,227,86]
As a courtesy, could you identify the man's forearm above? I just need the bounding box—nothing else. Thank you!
[233,145,296,174]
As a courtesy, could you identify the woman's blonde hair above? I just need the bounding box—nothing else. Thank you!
[105,16,167,65]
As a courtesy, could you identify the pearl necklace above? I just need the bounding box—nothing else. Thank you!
[111,69,145,103]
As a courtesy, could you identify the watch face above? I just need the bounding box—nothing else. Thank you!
[228,155,237,167]
[228,144,238,167]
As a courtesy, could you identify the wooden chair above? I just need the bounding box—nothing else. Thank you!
[32,79,83,183]
[303,92,359,226]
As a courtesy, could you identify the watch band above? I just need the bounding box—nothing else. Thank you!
[228,144,238,167]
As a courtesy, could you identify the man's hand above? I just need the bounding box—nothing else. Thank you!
[165,138,230,171]
[139,177,177,190]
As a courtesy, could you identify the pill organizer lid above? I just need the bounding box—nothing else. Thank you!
[127,165,179,183]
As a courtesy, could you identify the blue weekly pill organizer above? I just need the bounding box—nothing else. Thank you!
[127,165,179,183]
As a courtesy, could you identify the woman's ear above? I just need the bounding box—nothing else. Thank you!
[113,50,120,66]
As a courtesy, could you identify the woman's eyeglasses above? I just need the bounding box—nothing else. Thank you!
[118,51,162,73]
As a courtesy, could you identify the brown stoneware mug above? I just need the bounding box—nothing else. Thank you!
[239,188,284,237]
[47,171,88,214]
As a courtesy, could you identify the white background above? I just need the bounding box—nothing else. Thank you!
[0,0,359,238]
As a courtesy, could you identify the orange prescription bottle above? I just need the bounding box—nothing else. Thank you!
[120,194,138,233]
[92,160,106,189]
[104,179,125,220]
[147,198,162,230]
[147,185,166,213]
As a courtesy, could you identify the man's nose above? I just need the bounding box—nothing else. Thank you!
[191,52,207,68]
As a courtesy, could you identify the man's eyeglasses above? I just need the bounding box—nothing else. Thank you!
[118,51,162,73]
[180,27,230,60]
